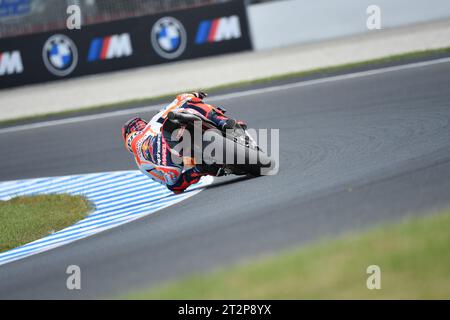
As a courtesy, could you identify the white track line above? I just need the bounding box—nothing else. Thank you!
[1,56,449,135]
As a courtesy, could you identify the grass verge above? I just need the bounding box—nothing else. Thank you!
[0,194,92,253]
[1,46,450,127]
[125,208,450,299]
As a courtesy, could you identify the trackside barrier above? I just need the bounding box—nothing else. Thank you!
[247,0,450,50]
[0,0,252,89]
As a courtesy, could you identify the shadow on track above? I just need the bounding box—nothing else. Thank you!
[206,175,253,190]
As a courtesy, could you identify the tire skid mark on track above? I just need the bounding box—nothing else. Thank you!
[0,171,213,266]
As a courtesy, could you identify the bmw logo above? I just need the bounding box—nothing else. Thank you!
[42,34,78,76]
[151,17,187,59]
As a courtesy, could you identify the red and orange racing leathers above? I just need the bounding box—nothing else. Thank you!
[127,93,229,193]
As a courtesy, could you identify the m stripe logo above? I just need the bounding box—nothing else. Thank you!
[87,33,133,62]
[195,15,241,44]
[0,50,23,76]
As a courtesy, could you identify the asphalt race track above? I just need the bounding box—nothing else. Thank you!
[1,58,450,299]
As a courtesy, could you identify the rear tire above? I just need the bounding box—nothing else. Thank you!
[202,130,274,177]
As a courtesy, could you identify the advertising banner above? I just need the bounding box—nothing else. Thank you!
[0,0,251,89]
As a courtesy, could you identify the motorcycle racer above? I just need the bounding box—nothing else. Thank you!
[122,92,244,194]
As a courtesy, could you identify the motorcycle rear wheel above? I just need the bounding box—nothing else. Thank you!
[202,130,274,177]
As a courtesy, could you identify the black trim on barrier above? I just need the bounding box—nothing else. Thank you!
[0,0,252,89]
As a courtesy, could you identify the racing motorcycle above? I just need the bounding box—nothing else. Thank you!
[165,110,275,177]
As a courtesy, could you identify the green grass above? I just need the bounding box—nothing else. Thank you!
[126,208,450,299]
[0,194,92,253]
[2,46,450,127]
